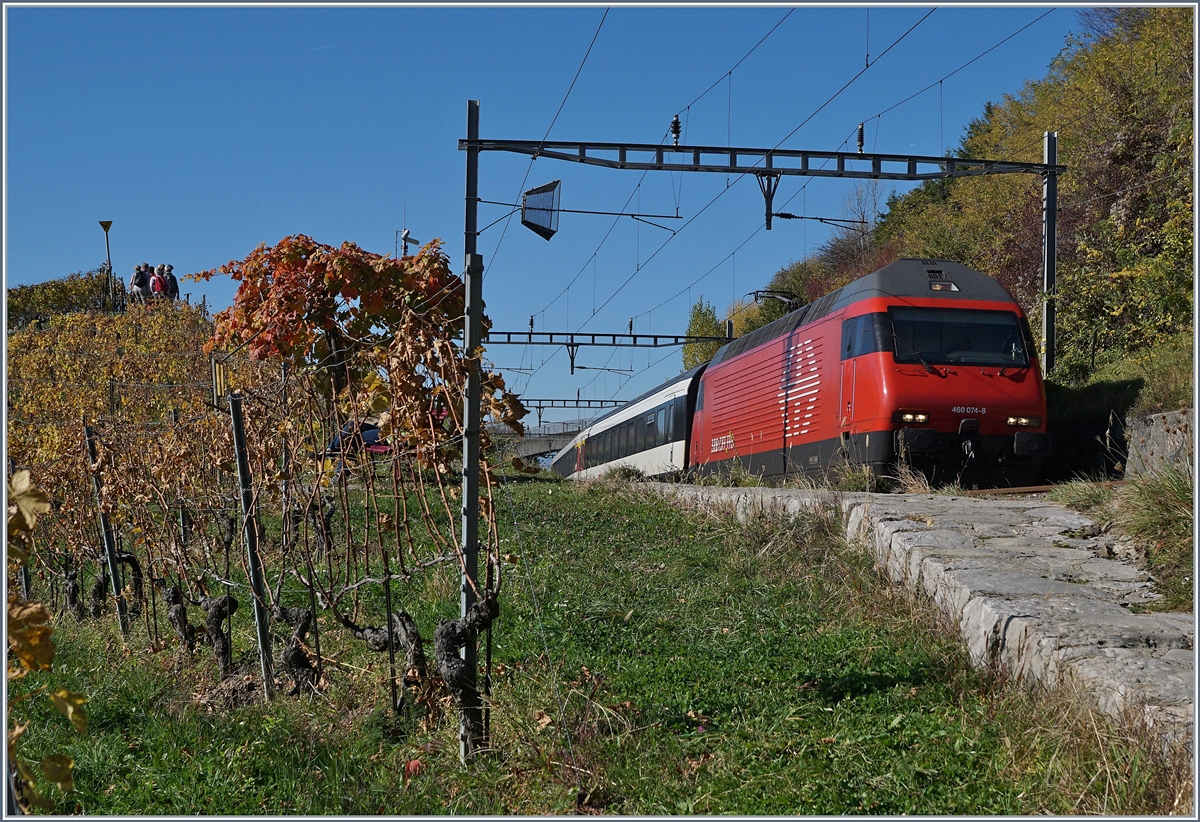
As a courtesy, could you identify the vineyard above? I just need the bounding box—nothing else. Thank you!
[6,237,529,811]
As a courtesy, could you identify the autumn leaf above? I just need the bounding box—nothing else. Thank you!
[15,760,54,810]
[41,755,75,792]
[7,469,50,535]
[510,457,539,475]
[8,623,55,672]
[49,690,89,734]
[8,598,50,626]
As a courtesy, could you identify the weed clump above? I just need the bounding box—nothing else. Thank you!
[1117,464,1194,611]
[690,460,766,487]
[1049,476,1117,514]
[600,464,646,483]
[1050,467,1193,612]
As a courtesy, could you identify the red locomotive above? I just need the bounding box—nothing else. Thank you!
[551,258,1051,487]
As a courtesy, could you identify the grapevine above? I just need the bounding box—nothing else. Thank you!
[8,236,528,762]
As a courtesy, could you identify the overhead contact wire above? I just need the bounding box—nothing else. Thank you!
[482,8,609,282]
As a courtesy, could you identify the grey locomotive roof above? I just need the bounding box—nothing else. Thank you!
[830,258,1015,309]
[708,259,1015,369]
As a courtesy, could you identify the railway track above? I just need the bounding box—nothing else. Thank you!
[960,481,1122,497]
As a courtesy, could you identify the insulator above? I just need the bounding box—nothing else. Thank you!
[857,123,865,154]
[671,114,682,146]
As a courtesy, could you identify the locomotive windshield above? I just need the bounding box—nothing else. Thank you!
[889,307,1029,367]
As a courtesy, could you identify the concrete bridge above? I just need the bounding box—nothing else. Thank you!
[507,418,590,460]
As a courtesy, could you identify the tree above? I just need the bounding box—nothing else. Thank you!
[682,297,725,370]
[867,8,1193,377]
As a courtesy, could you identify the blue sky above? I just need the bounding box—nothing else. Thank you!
[5,4,1082,418]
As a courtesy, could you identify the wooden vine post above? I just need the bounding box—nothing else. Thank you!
[83,419,130,639]
[229,393,274,698]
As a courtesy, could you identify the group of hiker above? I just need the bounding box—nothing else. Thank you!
[128,262,179,302]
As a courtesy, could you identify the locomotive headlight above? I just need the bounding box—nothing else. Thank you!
[1006,416,1040,428]
[893,411,929,424]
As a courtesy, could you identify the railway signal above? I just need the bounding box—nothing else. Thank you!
[521,180,560,240]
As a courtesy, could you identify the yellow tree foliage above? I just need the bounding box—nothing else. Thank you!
[682,296,725,369]
[877,8,1193,376]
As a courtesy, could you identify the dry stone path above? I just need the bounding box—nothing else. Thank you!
[650,483,1194,745]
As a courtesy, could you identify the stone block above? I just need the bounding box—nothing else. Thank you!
[1125,408,1194,479]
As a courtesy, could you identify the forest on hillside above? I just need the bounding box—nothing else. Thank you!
[687,8,1193,393]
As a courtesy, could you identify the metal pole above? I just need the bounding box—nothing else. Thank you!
[228,393,275,698]
[1041,131,1057,377]
[99,221,113,311]
[459,99,484,761]
[83,421,130,639]
[104,234,112,308]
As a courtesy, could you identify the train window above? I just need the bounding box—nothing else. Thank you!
[656,408,666,445]
[674,399,687,442]
[889,307,1029,367]
[666,402,674,442]
[864,313,890,355]
[695,381,704,410]
[1019,316,1037,363]
[841,313,890,360]
[841,318,856,359]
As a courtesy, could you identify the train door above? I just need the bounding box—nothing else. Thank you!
[840,360,856,428]
[780,327,824,474]
[690,378,709,471]
[839,317,867,462]
[839,313,888,466]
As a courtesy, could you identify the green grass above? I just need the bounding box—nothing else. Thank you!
[1051,330,1193,418]
[1089,331,1193,417]
[11,477,1192,814]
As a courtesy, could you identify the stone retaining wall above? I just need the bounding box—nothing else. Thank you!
[648,483,1194,745]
